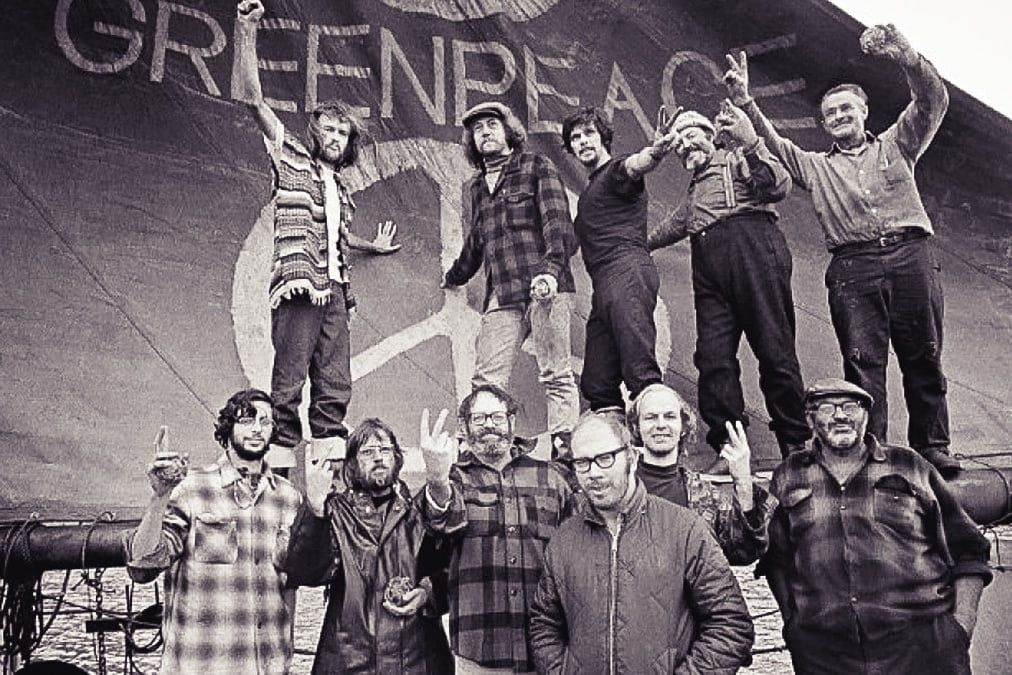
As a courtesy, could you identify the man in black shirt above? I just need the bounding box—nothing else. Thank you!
[562,107,680,414]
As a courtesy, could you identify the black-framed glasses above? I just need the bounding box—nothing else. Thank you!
[571,446,627,473]
[811,402,863,417]
[469,411,509,426]
[359,444,395,460]
[235,415,276,430]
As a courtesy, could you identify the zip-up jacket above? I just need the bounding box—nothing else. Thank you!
[529,481,754,674]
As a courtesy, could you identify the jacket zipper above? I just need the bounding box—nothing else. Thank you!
[608,515,624,675]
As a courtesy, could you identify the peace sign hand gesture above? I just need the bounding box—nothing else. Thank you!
[419,408,456,487]
[723,51,751,105]
[647,104,685,159]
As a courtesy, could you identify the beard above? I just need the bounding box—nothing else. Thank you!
[468,426,511,458]
[349,459,400,492]
[231,437,268,462]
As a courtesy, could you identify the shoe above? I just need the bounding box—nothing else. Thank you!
[920,447,961,479]
[593,406,626,425]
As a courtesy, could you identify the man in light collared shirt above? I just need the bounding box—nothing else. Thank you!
[126,389,302,674]
[723,24,958,476]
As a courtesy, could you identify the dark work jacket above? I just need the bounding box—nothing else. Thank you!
[529,482,754,674]
[283,481,452,674]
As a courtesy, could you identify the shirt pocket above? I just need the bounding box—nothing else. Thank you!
[462,485,501,537]
[503,189,537,227]
[193,513,239,564]
[880,152,913,189]
[783,487,815,538]
[523,492,562,540]
[873,474,923,537]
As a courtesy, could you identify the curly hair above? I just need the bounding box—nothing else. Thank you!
[344,418,404,489]
[214,389,274,449]
[561,107,614,155]
[306,100,366,169]
[458,383,519,425]
[626,383,697,455]
[461,111,527,169]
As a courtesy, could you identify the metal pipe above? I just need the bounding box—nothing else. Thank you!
[1,466,1011,578]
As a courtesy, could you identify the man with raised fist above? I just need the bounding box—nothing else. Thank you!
[723,24,959,476]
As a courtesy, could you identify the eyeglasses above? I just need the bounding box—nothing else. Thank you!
[811,402,863,417]
[469,411,509,426]
[571,446,628,473]
[358,444,395,460]
[236,416,276,430]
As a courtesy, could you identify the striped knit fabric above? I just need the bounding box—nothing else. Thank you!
[266,127,356,309]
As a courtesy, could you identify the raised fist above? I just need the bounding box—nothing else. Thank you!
[237,0,265,22]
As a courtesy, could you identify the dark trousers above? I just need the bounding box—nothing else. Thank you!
[786,613,971,675]
[826,238,949,451]
[581,259,662,410]
[270,283,351,448]
[690,214,809,453]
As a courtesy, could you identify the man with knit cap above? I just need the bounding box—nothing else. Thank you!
[444,101,579,457]
[649,105,808,470]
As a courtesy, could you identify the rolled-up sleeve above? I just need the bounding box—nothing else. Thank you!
[123,497,189,584]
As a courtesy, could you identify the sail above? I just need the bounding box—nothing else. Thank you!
[2,0,1010,518]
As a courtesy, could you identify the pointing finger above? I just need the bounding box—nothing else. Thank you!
[154,425,168,454]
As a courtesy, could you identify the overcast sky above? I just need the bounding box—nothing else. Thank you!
[830,0,1010,118]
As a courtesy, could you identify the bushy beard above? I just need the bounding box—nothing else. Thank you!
[468,426,511,457]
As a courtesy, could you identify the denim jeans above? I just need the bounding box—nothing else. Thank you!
[690,214,809,453]
[473,292,579,435]
[270,282,351,450]
[581,259,663,411]
[826,238,949,451]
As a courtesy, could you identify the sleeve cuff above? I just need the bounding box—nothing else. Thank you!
[425,485,451,513]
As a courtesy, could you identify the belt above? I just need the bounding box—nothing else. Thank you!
[831,228,928,255]
[690,211,776,244]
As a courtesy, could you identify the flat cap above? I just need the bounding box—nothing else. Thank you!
[804,377,874,408]
[461,101,512,127]
[673,110,715,136]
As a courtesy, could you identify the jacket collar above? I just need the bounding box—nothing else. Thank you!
[578,478,649,527]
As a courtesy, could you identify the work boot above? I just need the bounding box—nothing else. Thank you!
[593,406,626,425]
[920,446,961,479]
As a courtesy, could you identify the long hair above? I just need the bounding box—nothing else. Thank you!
[214,388,273,449]
[626,383,697,455]
[461,111,527,169]
[344,418,404,489]
[307,100,365,169]
[561,107,614,155]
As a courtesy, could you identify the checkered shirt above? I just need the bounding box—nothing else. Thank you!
[422,440,574,671]
[125,454,302,674]
[760,436,991,642]
[445,151,576,309]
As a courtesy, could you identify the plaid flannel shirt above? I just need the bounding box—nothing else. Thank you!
[445,151,576,310]
[639,462,777,565]
[421,438,574,671]
[125,455,302,674]
[760,436,991,642]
